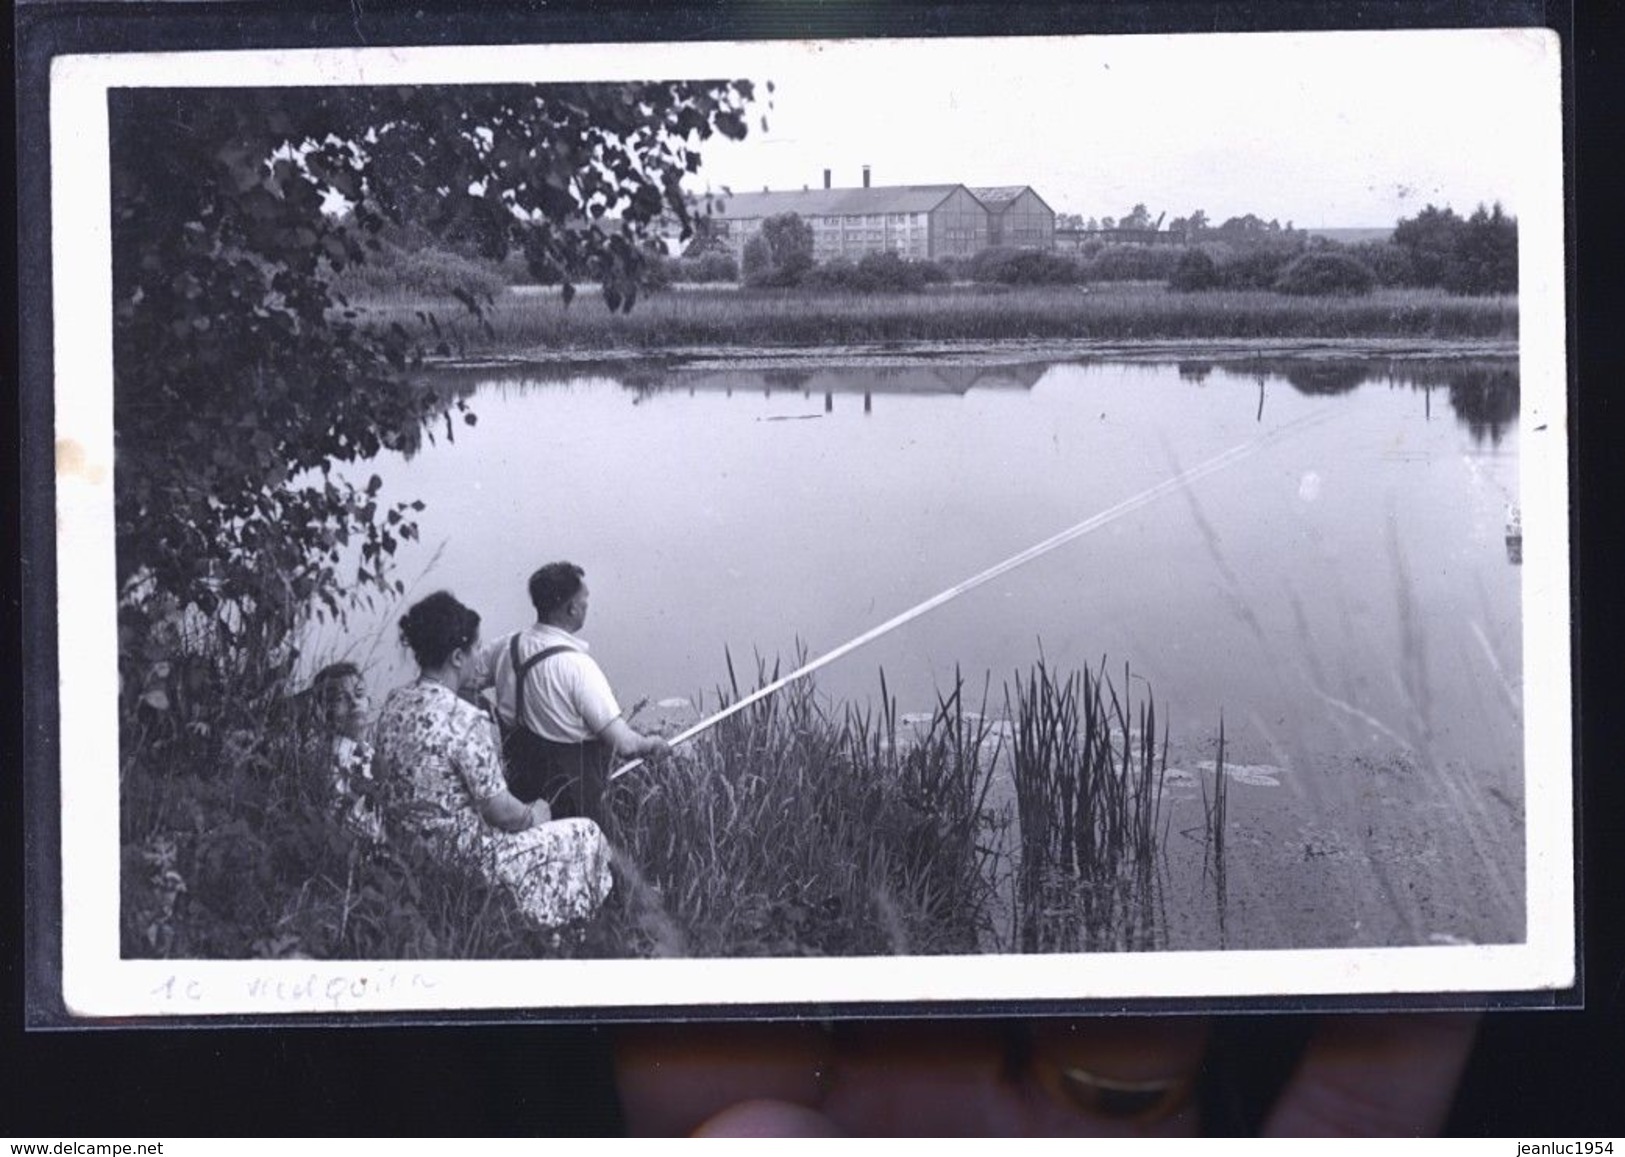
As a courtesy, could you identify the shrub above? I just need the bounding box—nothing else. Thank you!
[743,212,815,288]
[333,242,508,301]
[1347,241,1416,287]
[969,247,1081,286]
[640,253,675,292]
[800,256,857,290]
[1392,202,1517,295]
[741,235,773,287]
[1217,247,1295,290]
[1273,251,1377,296]
[1451,204,1518,294]
[1082,245,1183,283]
[964,246,1019,282]
[798,252,949,293]
[1167,249,1221,292]
[691,251,740,283]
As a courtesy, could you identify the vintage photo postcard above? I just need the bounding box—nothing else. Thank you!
[47,29,1572,1018]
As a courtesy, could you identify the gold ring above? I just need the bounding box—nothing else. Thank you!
[1036,1062,1195,1124]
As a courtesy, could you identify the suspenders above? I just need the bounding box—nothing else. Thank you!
[498,636,606,816]
[507,636,575,733]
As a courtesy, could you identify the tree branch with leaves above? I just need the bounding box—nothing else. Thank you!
[110,81,757,661]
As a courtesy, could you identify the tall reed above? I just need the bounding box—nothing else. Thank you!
[600,654,1007,957]
[1198,713,1231,942]
[1007,660,1170,953]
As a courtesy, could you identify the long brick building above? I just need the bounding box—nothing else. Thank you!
[707,169,1053,263]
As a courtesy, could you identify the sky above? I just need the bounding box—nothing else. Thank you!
[682,31,1559,228]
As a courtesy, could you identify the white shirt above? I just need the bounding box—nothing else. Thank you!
[471,624,622,743]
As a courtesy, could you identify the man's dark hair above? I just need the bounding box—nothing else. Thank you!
[529,562,585,621]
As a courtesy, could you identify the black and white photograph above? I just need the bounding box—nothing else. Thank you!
[48,29,1571,1017]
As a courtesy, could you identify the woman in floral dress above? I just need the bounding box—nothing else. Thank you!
[371,591,614,929]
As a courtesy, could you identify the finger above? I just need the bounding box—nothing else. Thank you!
[818,1020,1020,1136]
[694,1098,844,1137]
[821,1018,1207,1136]
[614,1022,832,1137]
[1264,1014,1480,1136]
[1022,1017,1208,1136]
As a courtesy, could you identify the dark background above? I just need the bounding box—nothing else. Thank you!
[8,0,1620,1136]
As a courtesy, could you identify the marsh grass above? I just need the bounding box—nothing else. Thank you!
[599,652,1008,957]
[1198,713,1231,942]
[1007,660,1170,953]
[343,282,1517,356]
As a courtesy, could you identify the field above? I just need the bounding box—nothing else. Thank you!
[345,281,1517,358]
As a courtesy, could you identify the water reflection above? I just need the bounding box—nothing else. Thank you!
[1188,358,1520,446]
[451,357,1518,445]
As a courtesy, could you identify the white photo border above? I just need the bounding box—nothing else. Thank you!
[52,31,1574,1019]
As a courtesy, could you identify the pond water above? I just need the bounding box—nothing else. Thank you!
[320,355,1522,787]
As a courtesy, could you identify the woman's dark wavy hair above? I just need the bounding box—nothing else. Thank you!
[528,562,585,620]
[399,591,480,669]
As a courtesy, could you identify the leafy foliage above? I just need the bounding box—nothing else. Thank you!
[1168,248,1222,292]
[1273,250,1377,296]
[1078,244,1184,283]
[742,212,815,287]
[1392,202,1517,294]
[330,237,511,301]
[1211,245,1298,290]
[802,251,950,293]
[111,81,756,657]
[1345,240,1417,287]
[655,250,740,284]
[967,246,1082,286]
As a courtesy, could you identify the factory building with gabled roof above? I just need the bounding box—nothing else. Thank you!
[968,185,1056,250]
[706,167,1038,262]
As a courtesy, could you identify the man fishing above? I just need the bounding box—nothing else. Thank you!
[469,562,669,822]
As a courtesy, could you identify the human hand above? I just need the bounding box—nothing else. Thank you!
[615,1014,1478,1137]
[641,735,672,760]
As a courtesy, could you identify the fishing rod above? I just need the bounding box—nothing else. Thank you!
[610,406,1333,782]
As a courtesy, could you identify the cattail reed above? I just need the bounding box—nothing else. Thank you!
[1008,659,1170,953]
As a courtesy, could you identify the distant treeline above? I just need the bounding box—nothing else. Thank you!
[334,201,1516,302]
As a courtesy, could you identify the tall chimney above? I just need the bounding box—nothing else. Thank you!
[823,168,831,189]
[862,164,871,188]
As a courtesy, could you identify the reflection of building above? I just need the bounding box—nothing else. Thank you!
[673,364,1049,399]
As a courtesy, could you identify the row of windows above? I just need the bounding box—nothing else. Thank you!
[811,213,927,228]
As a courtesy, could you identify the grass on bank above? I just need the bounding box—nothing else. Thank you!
[122,637,1188,960]
[345,282,1517,356]
[600,657,1007,957]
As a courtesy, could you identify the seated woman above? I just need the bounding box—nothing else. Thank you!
[306,661,384,846]
[370,590,614,929]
